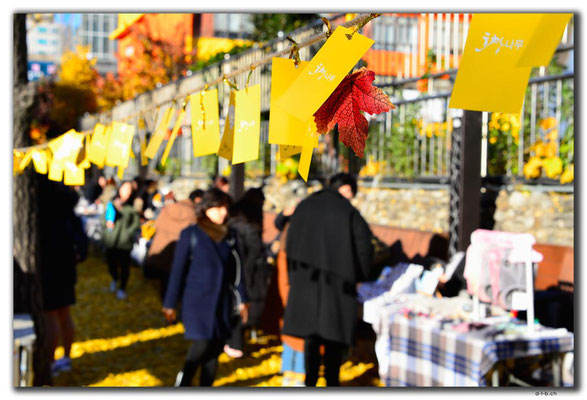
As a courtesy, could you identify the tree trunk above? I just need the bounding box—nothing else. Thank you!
[13,13,52,387]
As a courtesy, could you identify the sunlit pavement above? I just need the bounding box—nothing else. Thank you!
[52,255,381,387]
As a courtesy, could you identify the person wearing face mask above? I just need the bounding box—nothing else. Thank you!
[162,188,249,387]
[282,173,377,387]
[102,181,141,300]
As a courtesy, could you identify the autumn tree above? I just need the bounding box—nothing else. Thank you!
[118,24,194,101]
[249,14,320,42]
[13,13,52,386]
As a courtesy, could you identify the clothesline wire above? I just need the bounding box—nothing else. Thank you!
[13,13,378,154]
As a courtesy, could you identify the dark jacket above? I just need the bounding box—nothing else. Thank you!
[229,217,270,327]
[163,224,247,341]
[282,189,376,346]
[37,179,83,310]
[102,204,140,251]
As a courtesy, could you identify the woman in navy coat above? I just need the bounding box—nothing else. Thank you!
[162,188,248,386]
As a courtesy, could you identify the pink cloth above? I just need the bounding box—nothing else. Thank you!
[464,229,543,307]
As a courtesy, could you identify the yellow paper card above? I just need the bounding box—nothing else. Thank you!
[276,26,374,122]
[269,58,319,147]
[18,150,33,171]
[47,130,84,181]
[449,14,537,113]
[145,107,173,159]
[517,14,572,67]
[139,137,148,166]
[13,151,27,175]
[77,136,91,169]
[64,161,85,186]
[137,118,149,166]
[161,109,186,167]
[278,145,302,160]
[218,92,236,162]
[32,150,48,174]
[190,89,221,157]
[48,160,64,181]
[232,85,261,165]
[89,124,111,168]
[49,130,84,162]
[117,166,125,180]
[297,132,318,182]
[105,122,135,168]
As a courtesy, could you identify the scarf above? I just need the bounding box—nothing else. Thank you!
[197,216,228,242]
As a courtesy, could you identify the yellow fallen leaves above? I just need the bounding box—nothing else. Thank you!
[90,369,163,387]
[51,256,380,387]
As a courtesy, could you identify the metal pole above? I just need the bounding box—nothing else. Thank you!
[448,110,482,256]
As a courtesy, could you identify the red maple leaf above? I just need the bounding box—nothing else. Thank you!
[313,67,395,158]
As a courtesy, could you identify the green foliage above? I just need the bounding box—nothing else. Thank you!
[249,14,320,43]
[188,43,254,72]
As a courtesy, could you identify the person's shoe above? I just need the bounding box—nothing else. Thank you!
[174,371,184,387]
[223,344,243,358]
[116,289,127,300]
[51,357,72,376]
[109,281,117,293]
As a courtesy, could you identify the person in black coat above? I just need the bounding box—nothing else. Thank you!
[228,188,269,333]
[162,188,248,386]
[37,177,87,376]
[282,173,377,386]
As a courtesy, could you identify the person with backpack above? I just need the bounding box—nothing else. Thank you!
[162,188,249,386]
[102,181,141,300]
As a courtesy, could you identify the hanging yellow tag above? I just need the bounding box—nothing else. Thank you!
[48,160,64,181]
[18,150,33,171]
[297,131,319,182]
[13,152,25,175]
[77,135,91,169]
[231,85,261,164]
[517,14,572,67]
[48,130,84,182]
[145,107,174,159]
[276,26,374,122]
[117,166,125,180]
[449,14,542,113]
[63,161,85,186]
[138,117,149,166]
[218,92,236,162]
[278,145,302,160]
[161,108,186,167]
[269,58,321,147]
[190,89,221,157]
[32,150,48,174]
[105,122,135,168]
[89,123,111,168]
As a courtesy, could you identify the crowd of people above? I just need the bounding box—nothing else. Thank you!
[19,170,387,387]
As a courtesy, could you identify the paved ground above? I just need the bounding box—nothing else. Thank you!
[52,255,381,387]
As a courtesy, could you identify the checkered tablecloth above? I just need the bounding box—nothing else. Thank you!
[372,309,574,387]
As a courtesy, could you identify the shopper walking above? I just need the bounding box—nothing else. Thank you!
[162,188,248,386]
[102,181,140,300]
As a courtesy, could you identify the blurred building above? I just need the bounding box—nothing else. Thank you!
[108,13,254,77]
[76,14,118,75]
[26,14,65,81]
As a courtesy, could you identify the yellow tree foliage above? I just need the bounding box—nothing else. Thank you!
[50,45,99,132]
[59,45,98,88]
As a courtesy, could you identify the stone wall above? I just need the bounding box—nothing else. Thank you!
[493,189,574,247]
[160,177,573,247]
